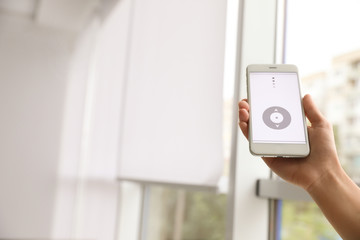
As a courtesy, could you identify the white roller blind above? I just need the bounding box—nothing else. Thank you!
[119,0,226,187]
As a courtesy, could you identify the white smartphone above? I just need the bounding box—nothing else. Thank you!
[246,64,310,157]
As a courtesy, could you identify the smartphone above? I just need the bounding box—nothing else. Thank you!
[246,64,310,157]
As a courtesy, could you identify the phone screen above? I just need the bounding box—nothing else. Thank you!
[249,72,307,144]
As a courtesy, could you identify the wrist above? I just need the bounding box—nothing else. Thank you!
[305,158,344,196]
[304,158,360,239]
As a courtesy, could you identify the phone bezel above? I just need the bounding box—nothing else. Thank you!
[246,64,310,158]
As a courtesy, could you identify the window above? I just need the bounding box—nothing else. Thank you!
[278,0,360,238]
[280,201,339,240]
[143,186,227,240]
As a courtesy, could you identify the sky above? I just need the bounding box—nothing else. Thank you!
[285,0,360,76]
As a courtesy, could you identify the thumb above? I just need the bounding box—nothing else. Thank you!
[303,94,325,127]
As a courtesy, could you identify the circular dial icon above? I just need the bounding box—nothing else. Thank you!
[262,106,291,130]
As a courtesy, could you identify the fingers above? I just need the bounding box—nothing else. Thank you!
[238,99,249,139]
[238,107,249,122]
[239,117,249,139]
[303,94,326,127]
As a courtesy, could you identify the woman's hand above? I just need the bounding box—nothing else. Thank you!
[238,94,341,191]
[239,94,360,239]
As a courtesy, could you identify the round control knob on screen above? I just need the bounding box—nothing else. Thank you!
[262,106,291,130]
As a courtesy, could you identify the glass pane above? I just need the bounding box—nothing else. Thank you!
[145,186,227,240]
[280,0,360,239]
[280,201,340,240]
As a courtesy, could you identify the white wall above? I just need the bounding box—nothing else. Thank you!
[0,0,131,238]
[69,1,130,237]
[0,14,75,238]
[0,5,107,239]
[52,19,100,238]
[0,0,129,238]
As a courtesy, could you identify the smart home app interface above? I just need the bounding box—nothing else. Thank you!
[249,72,306,144]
